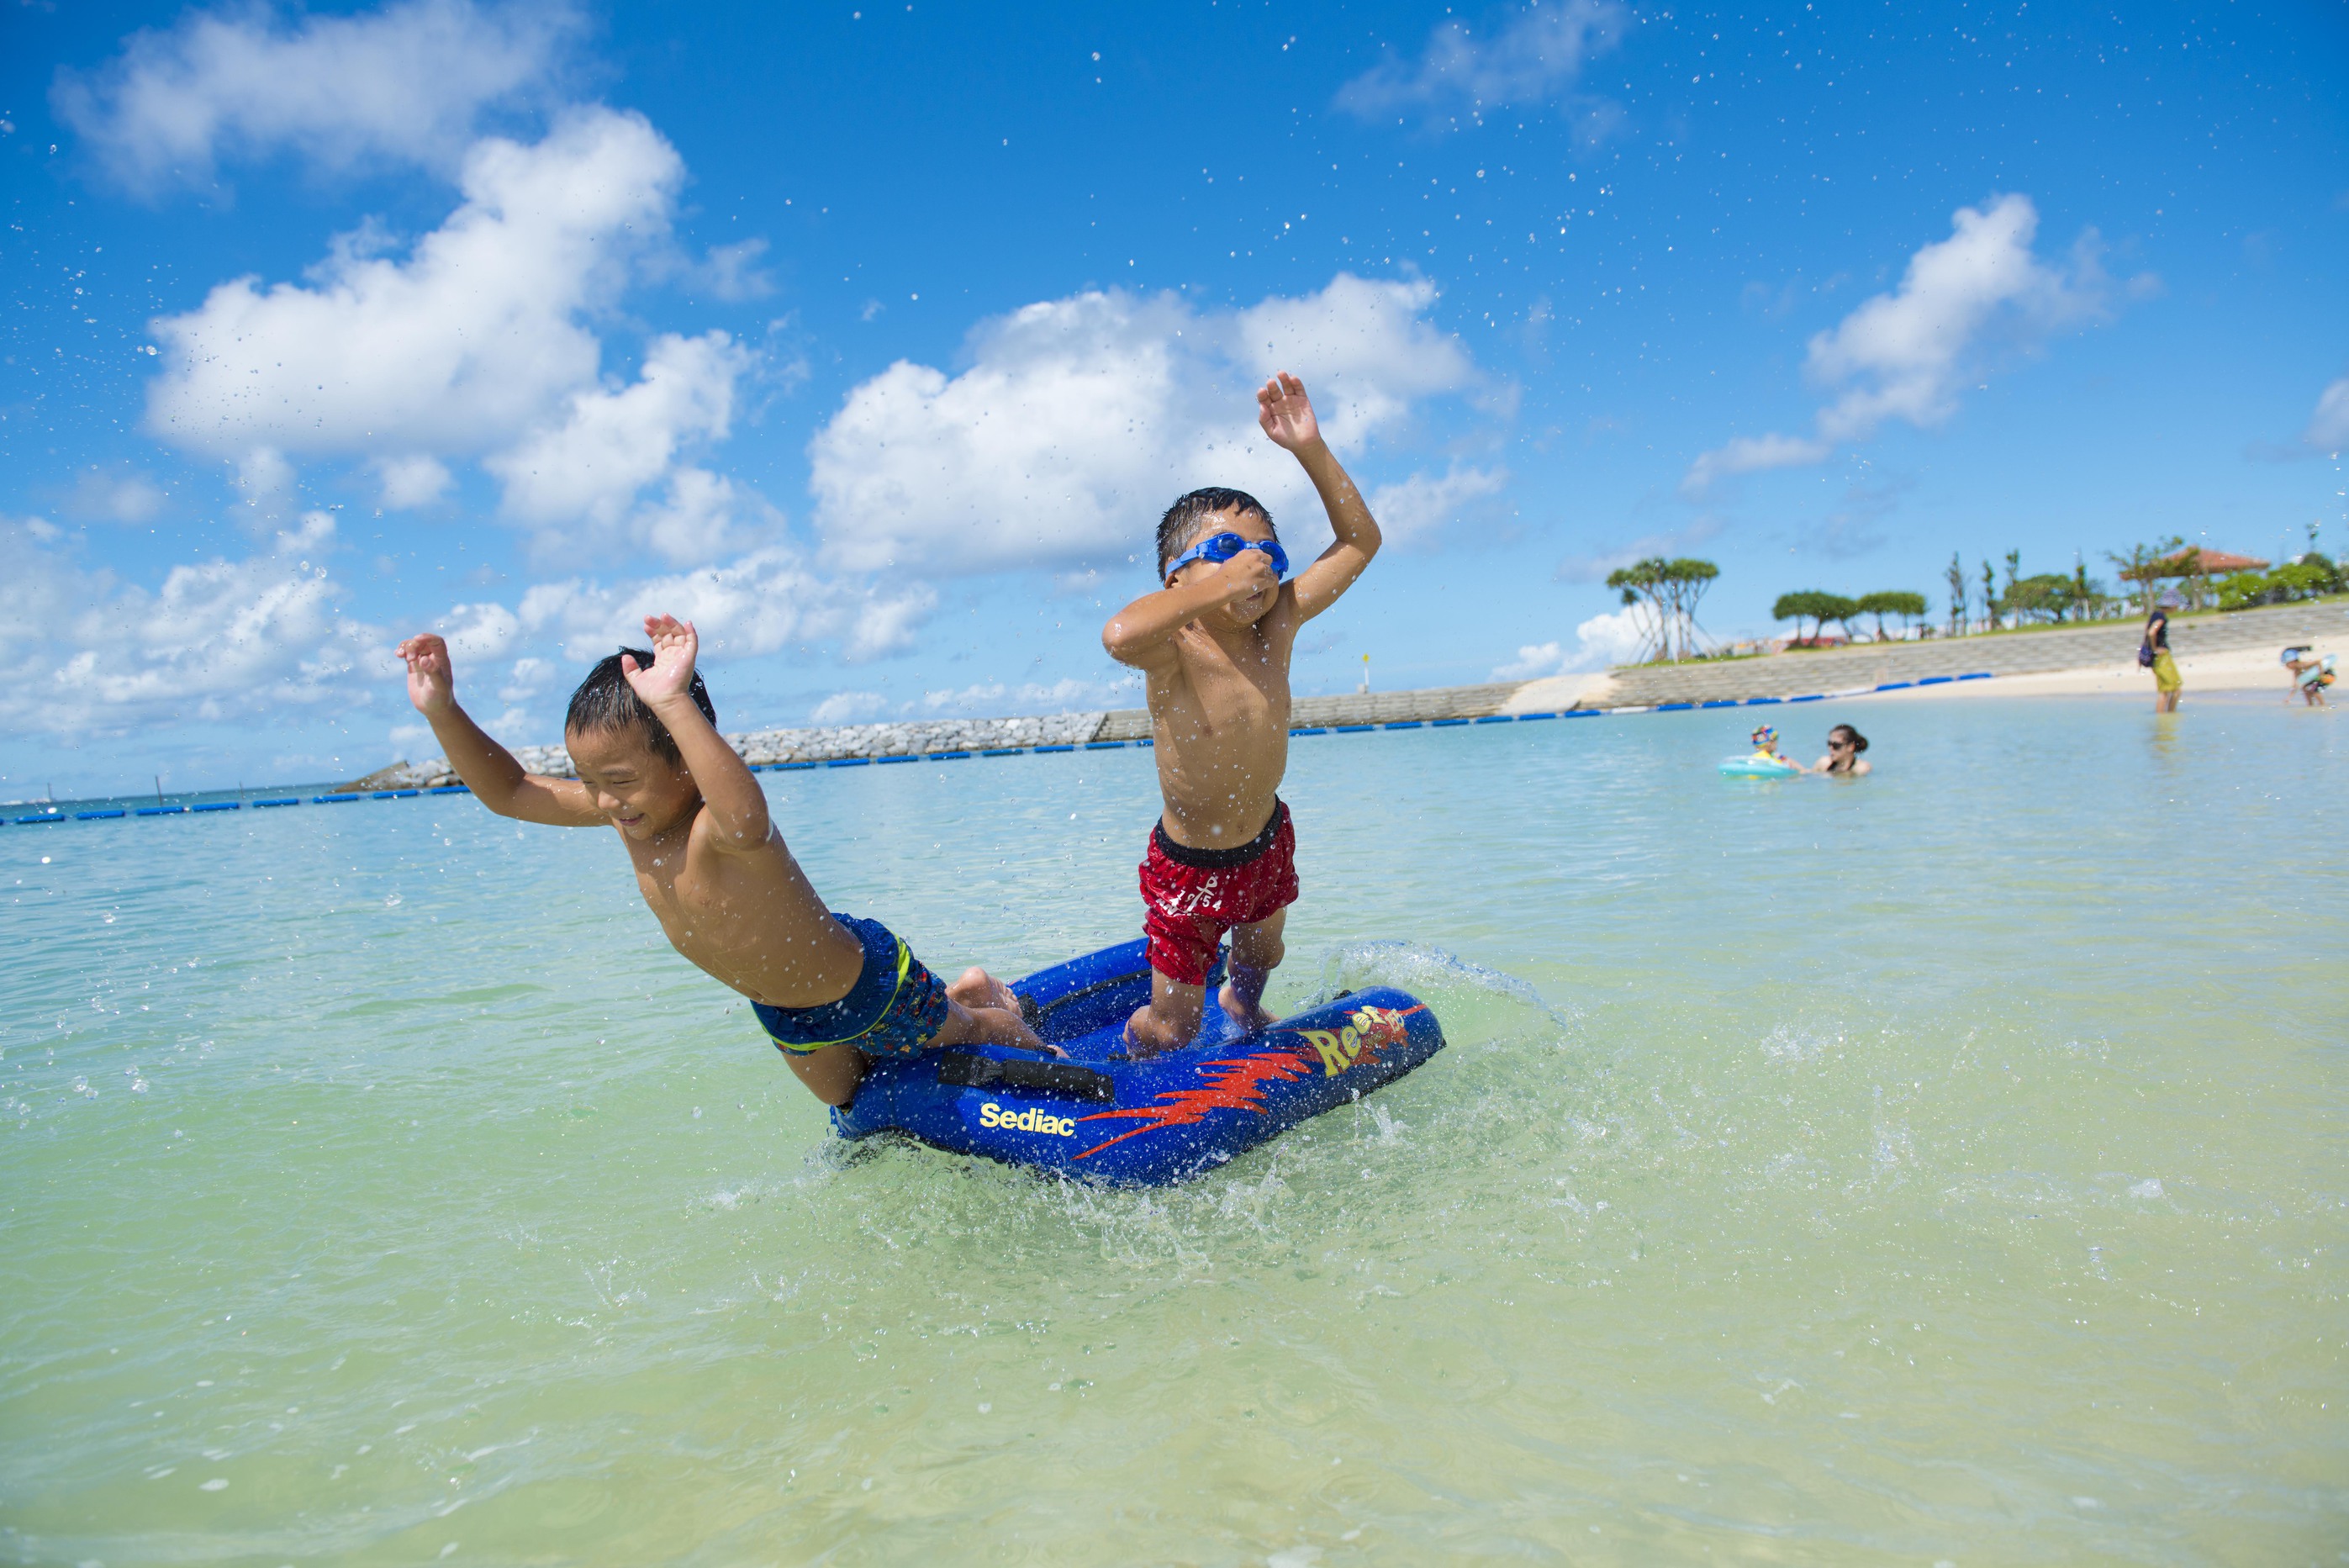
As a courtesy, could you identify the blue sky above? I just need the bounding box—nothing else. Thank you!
[4,0,2346,795]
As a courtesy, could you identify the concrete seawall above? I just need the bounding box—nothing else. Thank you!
[1508,599,2349,711]
[356,600,2346,788]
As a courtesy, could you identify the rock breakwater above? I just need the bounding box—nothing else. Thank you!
[362,712,1114,789]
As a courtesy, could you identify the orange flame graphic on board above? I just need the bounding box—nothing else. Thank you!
[1073,1004,1424,1160]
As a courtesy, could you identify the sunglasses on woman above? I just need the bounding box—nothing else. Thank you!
[1163,531,1290,584]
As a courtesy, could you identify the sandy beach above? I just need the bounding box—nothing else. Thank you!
[1504,639,2330,712]
[1849,644,2319,704]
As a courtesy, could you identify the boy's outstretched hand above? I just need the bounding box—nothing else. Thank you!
[622,615,699,708]
[1257,372,1322,453]
[398,634,457,716]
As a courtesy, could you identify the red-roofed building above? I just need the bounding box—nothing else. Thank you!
[2153,548,2269,576]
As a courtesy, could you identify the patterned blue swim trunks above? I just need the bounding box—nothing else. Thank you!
[752,914,951,1058]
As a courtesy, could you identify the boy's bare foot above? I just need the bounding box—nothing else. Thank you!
[1123,1002,1198,1059]
[949,968,1064,1056]
[1219,982,1279,1034]
[949,967,1020,1015]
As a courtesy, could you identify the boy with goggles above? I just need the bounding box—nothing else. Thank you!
[1101,372,1383,1055]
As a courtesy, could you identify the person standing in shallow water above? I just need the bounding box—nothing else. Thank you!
[1101,372,1382,1057]
[2142,599,2183,713]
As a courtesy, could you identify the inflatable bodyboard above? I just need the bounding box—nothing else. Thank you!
[832,939,1446,1185]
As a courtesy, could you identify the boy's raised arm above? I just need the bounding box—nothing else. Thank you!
[624,615,773,854]
[1258,373,1381,622]
[1101,551,1281,668]
[398,635,603,826]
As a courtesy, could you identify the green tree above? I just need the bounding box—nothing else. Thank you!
[1945,552,1967,636]
[1774,590,1859,644]
[2106,536,2188,616]
[2003,573,2075,623]
[1607,556,1721,662]
[1981,560,1999,630]
[1856,589,1929,641]
[1771,590,1827,643]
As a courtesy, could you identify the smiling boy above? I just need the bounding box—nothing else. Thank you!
[1101,372,1382,1055]
[396,615,1048,1106]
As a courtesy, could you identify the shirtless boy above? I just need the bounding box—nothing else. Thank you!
[396,615,1048,1106]
[1102,372,1382,1055]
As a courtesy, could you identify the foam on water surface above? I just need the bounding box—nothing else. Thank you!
[2,699,2344,1563]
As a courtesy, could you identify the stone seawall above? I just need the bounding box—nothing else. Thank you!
[1092,682,1521,742]
[1508,599,2349,711]
[361,712,1114,789]
[357,684,1526,789]
[351,601,2345,789]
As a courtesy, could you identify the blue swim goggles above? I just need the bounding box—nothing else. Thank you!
[1163,531,1290,584]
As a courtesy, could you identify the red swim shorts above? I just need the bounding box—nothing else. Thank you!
[1138,800,1299,986]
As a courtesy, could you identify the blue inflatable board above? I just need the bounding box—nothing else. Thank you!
[1718,755,1801,778]
[832,938,1446,1185]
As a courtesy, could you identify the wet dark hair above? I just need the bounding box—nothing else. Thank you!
[1828,724,1870,753]
[563,647,715,764]
[1157,487,1275,577]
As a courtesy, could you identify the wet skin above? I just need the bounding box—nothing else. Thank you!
[1101,372,1381,1054]
[397,618,1048,1106]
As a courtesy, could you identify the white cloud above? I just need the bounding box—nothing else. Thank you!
[374,453,453,509]
[55,0,579,191]
[1684,194,2137,494]
[233,446,295,515]
[498,655,557,703]
[485,330,753,560]
[66,467,169,524]
[694,238,776,303]
[806,274,1480,576]
[1366,463,1507,546]
[1334,0,1627,127]
[1492,606,1646,678]
[1493,642,1565,680]
[920,675,1140,714]
[142,107,758,560]
[1806,194,2114,440]
[919,683,1005,712]
[515,546,937,665]
[810,690,889,725]
[0,512,380,735]
[1553,518,1724,583]
[147,107,678,465]
[435,600,521,658]
[2305,377,2349,451]
[1680,433,1832,494]
[627,468,761,566]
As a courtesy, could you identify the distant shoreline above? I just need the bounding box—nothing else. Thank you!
[10,602,2336,818]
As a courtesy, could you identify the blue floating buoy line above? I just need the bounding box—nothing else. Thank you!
[8,674,1991,831]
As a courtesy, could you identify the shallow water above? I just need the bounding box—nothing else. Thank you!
[3,697,2344,1565]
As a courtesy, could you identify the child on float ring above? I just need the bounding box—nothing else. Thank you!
[1747,724,1796,768]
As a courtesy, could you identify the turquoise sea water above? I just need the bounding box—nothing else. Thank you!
[4,696,2344,1564]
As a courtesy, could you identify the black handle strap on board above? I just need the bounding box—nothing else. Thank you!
[937,1050,1117,1104]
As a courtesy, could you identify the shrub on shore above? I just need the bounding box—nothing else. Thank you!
[2216,555,2344,611]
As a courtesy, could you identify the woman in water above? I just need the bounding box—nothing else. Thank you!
[1812,723,1871,775]
[2142,599,2183,713]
